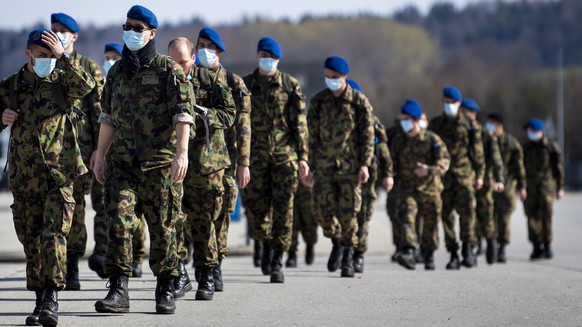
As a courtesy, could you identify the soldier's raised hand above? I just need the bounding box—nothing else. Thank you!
[40,31,65,59]
[2,109,18,126]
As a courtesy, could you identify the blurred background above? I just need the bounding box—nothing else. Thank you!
[1,0,581,189]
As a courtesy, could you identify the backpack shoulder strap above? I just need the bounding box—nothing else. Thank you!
[9,74,19,110]
[226,69,235,90]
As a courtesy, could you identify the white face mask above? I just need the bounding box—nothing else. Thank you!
[528,131,542,142]
[33,58,57,78]
[419,120,428,129]
[325,77,343,91]
[444,103,459,117]
[102,59,117,75]
[486,122,497,134]
[123,30,146,51]
[258,58,279,73]
[198,48,217,67]
[400,119,415,133]
[56,32,71,49]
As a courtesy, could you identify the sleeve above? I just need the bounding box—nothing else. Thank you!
[307,97,319,169]
[288,80,309,162]
[359,95,375,167]
[471,123,486,181]
[0,77,9,132]
[489,134,505,184]
[98,70,114,127]
[86,59,105,149]
[430,133,451,177]
[513,140,527,190]
[168,62,195,126]
[376,122,393,178]
[61,57,96,103]
[233,76,251,167]
[551,141,565,191]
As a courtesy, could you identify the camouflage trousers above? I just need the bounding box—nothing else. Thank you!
[183,169,225,269]
[386,186,402,249]
[442,175,477,252]
[356,181,377,253]
[217,168,238,259]
[12,179,75,291]
[399,190,441,251]
[243,160,298,252]
[290,184,318,253]
[493,180,517,244]
[475,182,496,241]
[104,165,180,278]
[67,172,92,257]
[524,186,554,244]
[313,170,361,248]
[91,179,146,263]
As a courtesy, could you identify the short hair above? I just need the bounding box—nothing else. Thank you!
[487,112,504,125]
[168,37,194,56]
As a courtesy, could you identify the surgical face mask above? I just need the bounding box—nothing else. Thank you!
[486,122,497,134]
[325,77,343,91]
[400,119,414,133]
[258,57,278,73]
[56,32,71,49]
[123,30,146,51]
[419,120,428,129]
[198,48,217,67]
[102,59,117,75]
[528,131,542,142]
[444,103,459,117]
[33,58,57,78]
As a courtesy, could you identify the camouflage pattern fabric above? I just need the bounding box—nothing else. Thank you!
[385,123,403,249]
[289,181,318,253]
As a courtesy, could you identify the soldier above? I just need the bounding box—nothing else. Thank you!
[429,86,485,269]
[50,12,105,291]
[286,177,317,267]
[391,100,450,270]
[242,37,309,283]
[307,56,374,278]
[1,28,94,326]
[93,6,195,314]
[460,99,504,264]
[486,113,526,262]
[522,118,564,260]
[89,43,146,280]
[385,120,403,261]
[180,27,237,300]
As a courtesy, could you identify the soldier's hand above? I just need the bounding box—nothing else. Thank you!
[383,177,394,192]
[519,188,527,202]
[2,109,18,126]
[89,150,98,171]
[358,166,369,184]
[302,172,315,186]
[93,156,107,184]
[557,189,564,200]
[298,160,309,179]
[494,182,505,193]
[41,31,65,59]
[171,151,188,182]
[414,162,429,177]
[475,178,484,191]
[236,165,250,189]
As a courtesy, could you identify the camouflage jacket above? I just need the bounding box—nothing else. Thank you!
[222,67,251,167]
[188,65,236,175]
[371,116,393,180]
[497,132,526,190]
[0,62,94,191]
[243,69,308,165]
[57,51,104,164]
[479,122,504,186]
[308,85,374,174]
[523,136,564,192]
[429,113,485,182]
[390,129,450,195]
[386,122,403,185]
[99,53,195,171]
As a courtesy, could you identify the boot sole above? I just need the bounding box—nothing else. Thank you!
[195,292,214,300]
[25,316,40,326]
[270,276,285,283]
[174,283,193,299]
[38,312,57,327]
[95,304,130,313]
[155,306,175,314]
[397,257,416,270]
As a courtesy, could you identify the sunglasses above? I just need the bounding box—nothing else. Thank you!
[122,24,150,33]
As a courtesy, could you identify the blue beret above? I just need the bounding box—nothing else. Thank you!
[443,86,462,102]
[104,43,123,55]
[27,29,51,50]
[199,27,226,53]
[461,98,480,112]
[257,37,282,59]
[324,56,350,74]
[346,79,362,93]
[51,13,79,33]
[401,99,423,120]
[526,118,544,131]
[127,5,158,29]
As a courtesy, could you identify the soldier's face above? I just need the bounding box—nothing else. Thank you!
[197,38,221,54]
[25,45,55,66]
[50,22,78,48]
[442,97,460,106]
[169,43,194,75]
[104,51,121,61]
[256,51,279,60]
[461,108,477,119]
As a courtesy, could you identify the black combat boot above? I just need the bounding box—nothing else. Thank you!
[497,243,507,263]
[486,239,497,264]
[414,246,425,263]
[397,247,416,270]
[261,241,273,276]
[424,250,435,270]
[391,246,401,263]
[174,260,193,299]
[285,251,297,268]
[305,244,315,265]
[195,266,215,300]
[340,248,355,277]
[446,251,461,270]
[353,250,364,273]
[37,289,58,327]
[214,259,224,292]
[88,253,106,279]
[270,250,285,283]
[327,238,343,272]
[544,242,553,259]
[253,240,263,268]
[131,261,143,278]
[65,254,81,290]
[95,275,130,313]
[155,275,176,314]
[25,289,45,326]
[461,242,476,268]
[530,243,544,260]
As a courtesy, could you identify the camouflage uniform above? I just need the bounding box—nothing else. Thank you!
[429,113,485,252]
[356,116,393,253]
[493,132,526,244]
[289,181,317,253]
[0,61,94,290]
[385,123,403,251]
[308,85,374,247]
[182,65,236,269]
[390,129,450,251]
[522,136,564,244]
[242,69,308,252]
[99,52,194,277]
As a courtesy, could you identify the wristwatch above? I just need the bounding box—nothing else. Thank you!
[60,51,72,64]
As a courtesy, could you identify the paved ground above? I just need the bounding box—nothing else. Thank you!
[0,191,581,326]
